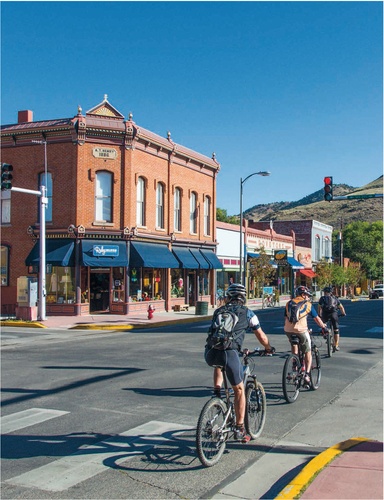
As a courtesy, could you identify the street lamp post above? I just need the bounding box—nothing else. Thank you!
[239,171,271,286]
[32,140,48,321]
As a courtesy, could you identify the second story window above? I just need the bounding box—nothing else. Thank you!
[190,192,197,234]
[1,191,11,224]
[174,187,181,231]
[315,235,321,261]
[136,176,145,226]
[156,183,164,229]
[95,171,112,222]
[204,196,211,236]
[0,245,9,286]
[38,172,53,222]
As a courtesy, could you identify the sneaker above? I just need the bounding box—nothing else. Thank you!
[234,426,251,443]
[213,388,222,398]
[333,345,340,352]
[303,373,311,387]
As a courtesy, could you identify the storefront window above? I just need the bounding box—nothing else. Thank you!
[198,271,210,297]
[112,267,125,303]
[129,267,164,301]
[171,269,184,297]
[46,267,75,304]
[1,245,9,286]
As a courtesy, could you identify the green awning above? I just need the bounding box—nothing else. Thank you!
[25,239,75,267]
[130,241,179,268]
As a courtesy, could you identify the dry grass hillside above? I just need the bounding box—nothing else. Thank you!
[244,176,383,228]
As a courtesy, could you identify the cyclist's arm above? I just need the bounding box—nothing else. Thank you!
[310,305,327,330]
[247,310,273,351]
[338,302,346,316]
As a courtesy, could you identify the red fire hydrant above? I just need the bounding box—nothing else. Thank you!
[147,304,155,320]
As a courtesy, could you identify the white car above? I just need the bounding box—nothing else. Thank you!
[370,285,384,299]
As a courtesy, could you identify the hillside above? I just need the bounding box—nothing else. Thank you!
[244,176,383,228]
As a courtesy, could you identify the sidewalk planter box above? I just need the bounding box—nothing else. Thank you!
[195,301,209,315]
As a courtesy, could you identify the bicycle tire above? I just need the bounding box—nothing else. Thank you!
[310,348,321,390]
[245,379,266,439]
[196,397,228,467]
[326,322,334,358]
[282,354,301,403]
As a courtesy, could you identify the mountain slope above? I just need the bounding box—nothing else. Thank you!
[244,176,383,227]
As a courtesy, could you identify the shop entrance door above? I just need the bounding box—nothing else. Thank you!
[188,271,196,306]
[90,271,110,312]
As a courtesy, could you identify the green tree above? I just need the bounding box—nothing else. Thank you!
[331,265,346,289]
[216,208,239,224]
[343,221,383,280]
[315,260,333,289]
[248,247,275,297]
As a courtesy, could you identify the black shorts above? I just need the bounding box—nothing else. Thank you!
[204,346,243,386]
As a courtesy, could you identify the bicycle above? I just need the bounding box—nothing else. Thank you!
[324,319,334,358]
[196,348,267,467]
[262,293,276,309]
[282,331,321,404]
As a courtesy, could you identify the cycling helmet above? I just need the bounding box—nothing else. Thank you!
[295,285,312,297]
[226,283,247,303]
[323,286,333,293]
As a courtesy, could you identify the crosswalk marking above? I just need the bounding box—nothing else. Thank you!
[5,420,194,492]
[1,408,69,434]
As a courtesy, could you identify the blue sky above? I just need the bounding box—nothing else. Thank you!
[1,1,382,215]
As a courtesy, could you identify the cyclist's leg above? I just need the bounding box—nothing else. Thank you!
[205,347,225,396]
[331,312,340,349]
[301,332,312,382]
[286,333,299,356]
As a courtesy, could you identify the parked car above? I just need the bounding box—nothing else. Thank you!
[369,285,384,299]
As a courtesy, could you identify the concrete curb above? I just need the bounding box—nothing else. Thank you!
[69,315,212,330]
[0,320,47,329]
[275,436,370,499]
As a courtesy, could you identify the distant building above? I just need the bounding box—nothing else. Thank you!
[1,97,222,317]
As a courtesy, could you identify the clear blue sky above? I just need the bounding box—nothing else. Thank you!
[1,1,382,215]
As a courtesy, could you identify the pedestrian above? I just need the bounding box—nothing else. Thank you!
[318,286,346,351]
[204,283,275,443]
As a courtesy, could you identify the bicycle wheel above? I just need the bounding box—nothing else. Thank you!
[326,322,334,358]
[310,348,321,390]
[245,379,266,439]
[196,397,228,467]
[282,354,301,403]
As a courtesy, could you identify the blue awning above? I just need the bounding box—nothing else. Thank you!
[199,249,223,269]
[130,241,179,268]
[81,240,128,267]
[247,252,260,259]
[172,247,200,269]
[189,248,210,269]
[287,257,304,269]
[25,239,75,267]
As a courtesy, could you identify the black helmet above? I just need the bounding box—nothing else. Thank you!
[226,283,246,303]
[323,286,333,293]
[295,285,312,297]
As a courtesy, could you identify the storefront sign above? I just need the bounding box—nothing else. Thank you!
[92,245,119,257]
[92,147,117,159]
[274,249,288,265]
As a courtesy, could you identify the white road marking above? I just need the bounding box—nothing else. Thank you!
[5,420,194,492]
[1,408,70,434]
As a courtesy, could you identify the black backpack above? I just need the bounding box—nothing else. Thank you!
[206,304,244,350]
[321,295,338,312]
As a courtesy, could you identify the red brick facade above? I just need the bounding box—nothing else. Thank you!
[1,97,221,316]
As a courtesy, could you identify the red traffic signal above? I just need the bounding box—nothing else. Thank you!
[323,176,333,202]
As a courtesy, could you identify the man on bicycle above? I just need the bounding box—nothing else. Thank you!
[284,286,327,387]
[205,283,275,443]
[318,286,346,352]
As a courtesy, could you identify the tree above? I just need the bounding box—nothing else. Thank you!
[248,247,275,297]
[331,265,346,289]
[216,207,239,225]
[343,221,383,281]
[314,260,333,289]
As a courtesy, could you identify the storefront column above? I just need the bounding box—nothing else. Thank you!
[74,239,81,315]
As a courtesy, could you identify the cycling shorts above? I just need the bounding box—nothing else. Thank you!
[204,347,243,386]
[285,330,311,354]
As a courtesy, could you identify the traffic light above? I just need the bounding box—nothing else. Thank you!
[323,176,333,201]
[1,163,13,191]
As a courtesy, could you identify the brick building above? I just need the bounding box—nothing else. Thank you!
[1,96,222,317]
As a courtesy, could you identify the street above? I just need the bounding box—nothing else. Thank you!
[1,300,383,499]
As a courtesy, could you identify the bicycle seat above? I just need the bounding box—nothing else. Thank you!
[289,335,300,345]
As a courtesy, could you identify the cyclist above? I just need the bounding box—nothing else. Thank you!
[284,286,328,387]
[204,283,275,443]
[318,286,346,352]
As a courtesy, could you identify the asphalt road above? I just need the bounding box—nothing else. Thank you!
[1,300,382,499]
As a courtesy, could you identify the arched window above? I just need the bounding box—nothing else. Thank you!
[190,192,197,234]
[156,182,164,229]
[315,235,321,262]
[136,177,146,226]
[174,187,181,231]
[204,196,211,236]
[95,171,112,222]
[38,172,53,222]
